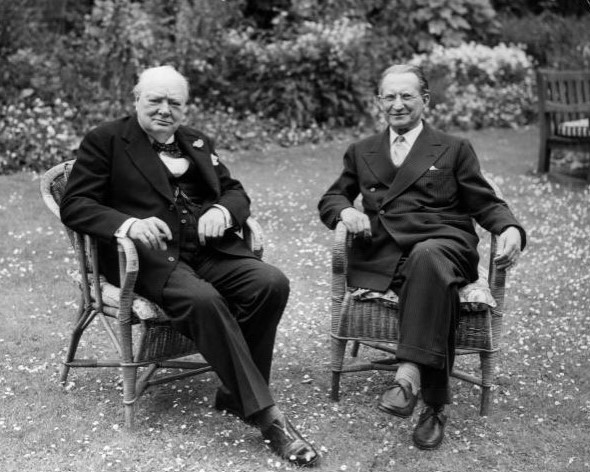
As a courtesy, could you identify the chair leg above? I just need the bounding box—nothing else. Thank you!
[122,365,138,429]
[538,137,551,174]
[478,350,496,416]
[351,341,360,358]
[331,372,341,402]
[331,337,347,401]
[60,303,91,384]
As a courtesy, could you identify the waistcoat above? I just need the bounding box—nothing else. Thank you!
[164,161,210,253]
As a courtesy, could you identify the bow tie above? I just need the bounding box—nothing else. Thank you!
[152,140,184,158]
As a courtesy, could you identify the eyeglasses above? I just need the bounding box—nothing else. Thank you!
[377,93,423,104]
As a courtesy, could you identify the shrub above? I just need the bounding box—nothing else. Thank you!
[185,100,330,151]
[0,98,80,173]
[497,12,590,68]
[299,0,499,60]
[409,42,537,130]
[199,17,374,128]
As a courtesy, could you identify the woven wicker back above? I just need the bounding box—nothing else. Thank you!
[40,160,81,256]
[49,170,67,205]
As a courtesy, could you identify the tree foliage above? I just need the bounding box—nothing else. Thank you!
[0,0,588,173]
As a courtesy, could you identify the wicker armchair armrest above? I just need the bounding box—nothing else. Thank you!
[330,222,349,334]
[486,233,507,314]
[482,175,508,315]
[116,236,140,325]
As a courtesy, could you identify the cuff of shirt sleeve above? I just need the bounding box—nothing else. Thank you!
[114,218,139,238]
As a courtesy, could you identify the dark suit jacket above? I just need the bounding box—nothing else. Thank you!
[318,122,526,291]
[60,115,256,306]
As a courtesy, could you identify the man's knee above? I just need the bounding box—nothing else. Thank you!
[407,240,447,266]
[246,263,289,299]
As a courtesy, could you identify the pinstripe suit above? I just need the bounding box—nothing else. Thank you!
[319,122,526,404]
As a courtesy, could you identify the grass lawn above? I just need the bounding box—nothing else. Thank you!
[1,125,589,472]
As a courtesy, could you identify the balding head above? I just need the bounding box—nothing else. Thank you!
[133,65,190,103]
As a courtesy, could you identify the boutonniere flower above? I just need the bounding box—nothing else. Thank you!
[210,153,220,166]
[192,139,204,149]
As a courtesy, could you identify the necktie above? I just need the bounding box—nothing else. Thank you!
[391,135,408,167]
[152,140,184,158]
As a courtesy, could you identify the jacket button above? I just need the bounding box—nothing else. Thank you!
[369,187,376,192]
[168,256,175,262]
[181,209,188,214]
[180,219,187,224]
[379,210,385,215]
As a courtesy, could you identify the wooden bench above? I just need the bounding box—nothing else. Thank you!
[537,69,590,182]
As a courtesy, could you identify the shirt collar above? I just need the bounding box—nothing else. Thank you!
[389,120,423,148]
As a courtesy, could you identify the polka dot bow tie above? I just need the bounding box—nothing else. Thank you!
[152,140,184,158]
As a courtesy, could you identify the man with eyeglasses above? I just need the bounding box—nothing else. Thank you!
[61,65,319,467]
[318,64,525,449]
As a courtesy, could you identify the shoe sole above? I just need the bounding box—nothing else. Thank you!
[296,454,320,468]
[377,403,414,419]
[413,439,444,450]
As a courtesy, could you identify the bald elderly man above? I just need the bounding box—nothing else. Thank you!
[61,65,319,467]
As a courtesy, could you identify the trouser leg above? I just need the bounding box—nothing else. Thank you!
[393,239,469,405]
[195,252,290,384]
[161,254,289,418]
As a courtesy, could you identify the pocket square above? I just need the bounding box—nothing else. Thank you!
[429,165,440,170]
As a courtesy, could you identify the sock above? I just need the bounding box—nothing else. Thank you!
[395,362,421,395]
[251,405,284,430]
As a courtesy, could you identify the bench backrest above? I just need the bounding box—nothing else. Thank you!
[537,69,590,133]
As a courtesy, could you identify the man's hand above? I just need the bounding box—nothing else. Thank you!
[198,207,227,245]
[494,226,522,270]
[128,217,172,251]
[340,207,372,240]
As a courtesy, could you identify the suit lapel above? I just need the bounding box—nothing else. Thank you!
[360,129,396,186]
[382,124,448,206]
[176,127,221,196]
[123,117,175,203]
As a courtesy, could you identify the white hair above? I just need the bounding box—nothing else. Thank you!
[133,65,190,101]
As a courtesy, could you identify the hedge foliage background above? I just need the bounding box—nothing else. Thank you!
[0,0,589,173]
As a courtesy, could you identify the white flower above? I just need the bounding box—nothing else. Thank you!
[192,139,204,148]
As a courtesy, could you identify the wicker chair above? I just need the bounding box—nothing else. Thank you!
[330,178,509,416]
[40,160,264,428]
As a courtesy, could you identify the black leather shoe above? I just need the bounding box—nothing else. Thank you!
[214,387,246,421]
[378,379,418,418]
[412,404,447,450]
[261,416,320,467]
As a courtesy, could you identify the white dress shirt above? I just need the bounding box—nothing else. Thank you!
[389,121,423,167]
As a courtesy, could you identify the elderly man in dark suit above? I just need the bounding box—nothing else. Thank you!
[60,65,318,467]
[318,64,525,450]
